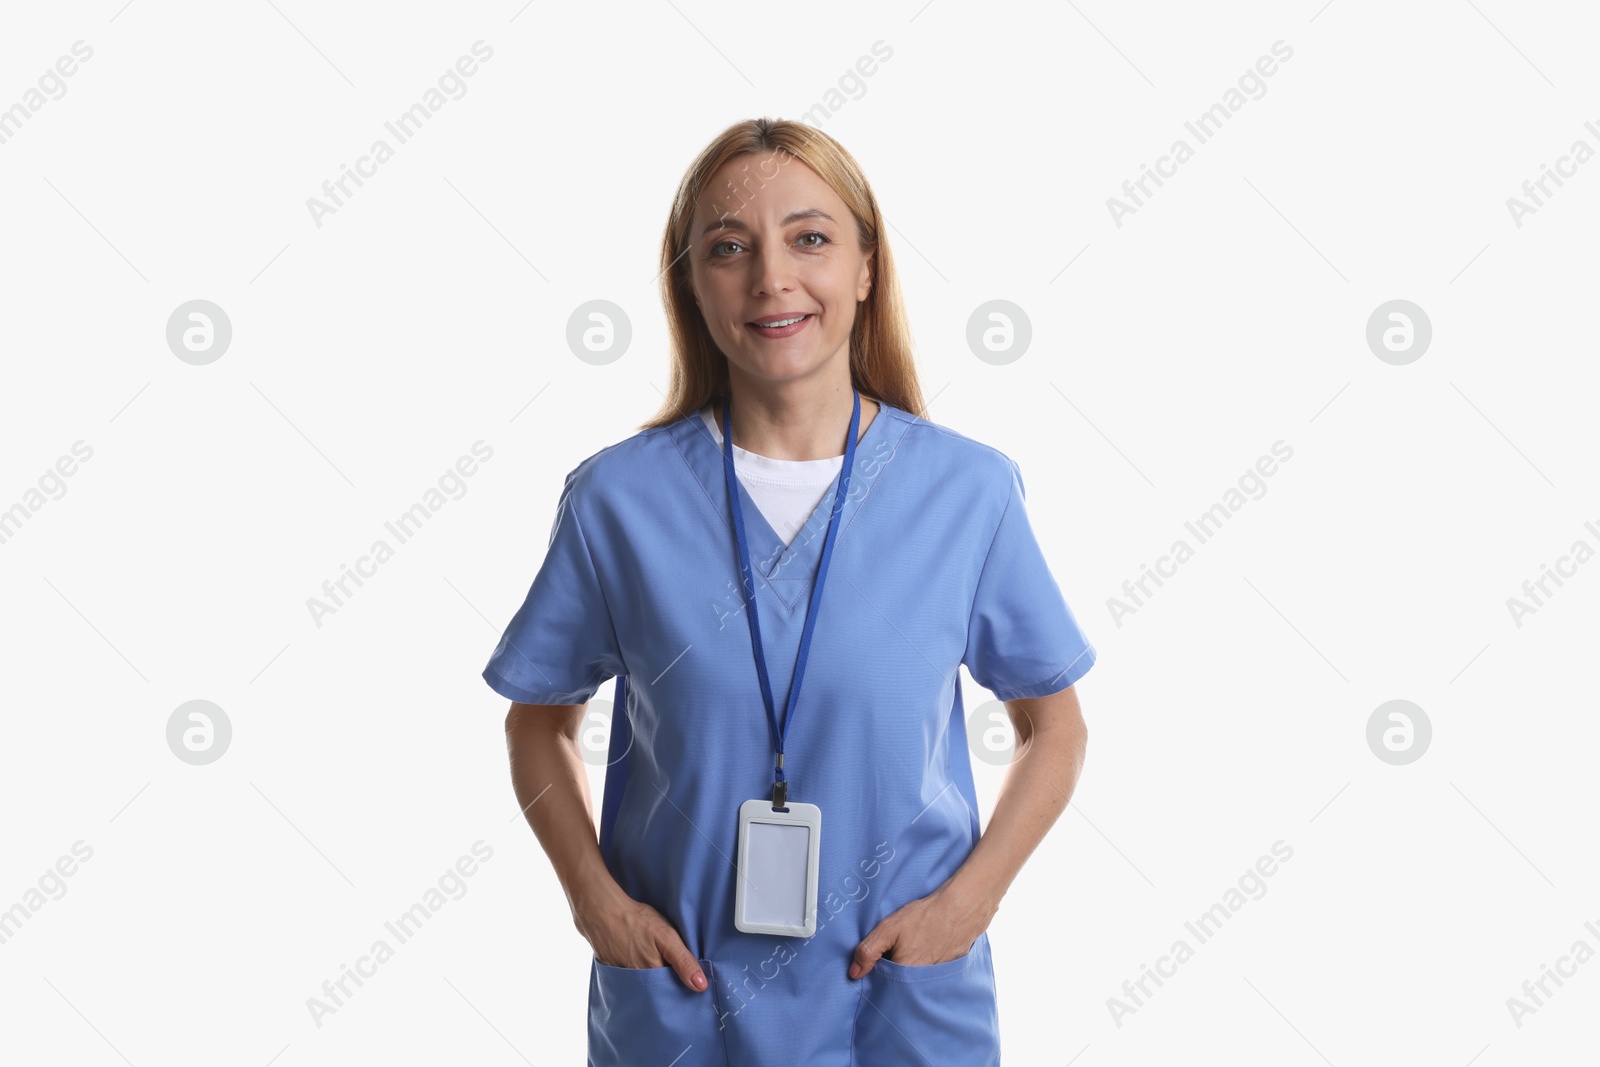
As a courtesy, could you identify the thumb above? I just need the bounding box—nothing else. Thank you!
[849,925,892,980]
[659,930,708,993]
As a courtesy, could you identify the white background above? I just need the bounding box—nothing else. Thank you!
[2,1,1597,1064]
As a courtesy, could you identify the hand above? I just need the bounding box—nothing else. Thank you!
[848,881,997,979]
[575,888,707,992]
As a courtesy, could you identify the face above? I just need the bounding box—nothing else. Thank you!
[686,150,873,389]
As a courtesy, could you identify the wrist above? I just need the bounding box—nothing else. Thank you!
[938,864,1004,926]
[565,862,630,932]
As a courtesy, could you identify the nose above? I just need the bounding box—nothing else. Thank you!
[752,236,798,297]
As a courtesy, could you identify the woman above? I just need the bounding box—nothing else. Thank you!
[483,117,1096,1065]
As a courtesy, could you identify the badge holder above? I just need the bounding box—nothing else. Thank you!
[734,796,821,937]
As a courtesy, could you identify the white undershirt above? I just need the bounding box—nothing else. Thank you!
[700,405,844,548]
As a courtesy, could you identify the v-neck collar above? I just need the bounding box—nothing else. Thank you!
[671,398,904,610]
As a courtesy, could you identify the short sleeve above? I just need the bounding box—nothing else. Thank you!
[962,457,1097,700]
[482,470,624,705]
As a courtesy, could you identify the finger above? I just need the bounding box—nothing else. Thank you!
[849,929,890,980]
[661,934,708,992]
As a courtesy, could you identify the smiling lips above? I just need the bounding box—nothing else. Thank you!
[747,313,813,338]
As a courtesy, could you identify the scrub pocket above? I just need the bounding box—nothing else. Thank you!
[588,958,728,1067]
[851,932,1000,1066]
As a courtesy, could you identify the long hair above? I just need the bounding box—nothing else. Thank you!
[640,117,925,430]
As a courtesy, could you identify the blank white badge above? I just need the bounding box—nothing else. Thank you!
[734,798,821,937]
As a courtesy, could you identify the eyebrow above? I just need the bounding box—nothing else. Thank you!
[699,208,837,239]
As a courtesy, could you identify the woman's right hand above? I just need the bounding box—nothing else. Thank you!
[503,703,708,993]
[576,888,707,992]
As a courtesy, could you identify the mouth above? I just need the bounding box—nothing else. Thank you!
[746,313,813,338]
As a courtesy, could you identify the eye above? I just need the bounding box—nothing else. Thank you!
[708,231,829,257]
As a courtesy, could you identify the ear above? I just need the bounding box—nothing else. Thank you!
[857,251,874,302]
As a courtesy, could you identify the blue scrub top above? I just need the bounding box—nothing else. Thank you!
[483,400,1096,1066]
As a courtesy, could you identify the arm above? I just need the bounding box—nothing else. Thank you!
[849,684,1088,976]
[505,701,709,990]
[942,684,1088,925]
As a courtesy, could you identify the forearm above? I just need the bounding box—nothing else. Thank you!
[505,706,630,925]
[942,692,1087,915]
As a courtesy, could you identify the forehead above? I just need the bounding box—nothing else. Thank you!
[693,151,845,229]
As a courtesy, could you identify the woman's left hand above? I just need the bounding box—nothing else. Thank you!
[848,879,998,978]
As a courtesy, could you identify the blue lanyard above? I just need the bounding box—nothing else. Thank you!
[722,387,860,809]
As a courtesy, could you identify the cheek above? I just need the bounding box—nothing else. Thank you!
[694,278,739,325]
[823,283,858,318]
[822,264,863,304]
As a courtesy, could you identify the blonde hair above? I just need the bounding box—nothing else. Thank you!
[640,117,926,430]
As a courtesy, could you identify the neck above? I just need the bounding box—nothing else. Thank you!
[720,373,879,461]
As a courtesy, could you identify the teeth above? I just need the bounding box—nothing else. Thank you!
[755,315,807,328]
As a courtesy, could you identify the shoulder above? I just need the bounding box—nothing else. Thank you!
[556,416,693,523]
[876,402,1021,500]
